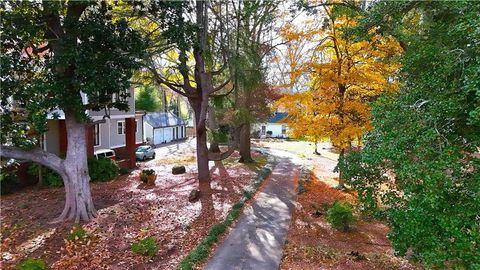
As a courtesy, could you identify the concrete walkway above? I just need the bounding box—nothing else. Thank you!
[204,150,301,270]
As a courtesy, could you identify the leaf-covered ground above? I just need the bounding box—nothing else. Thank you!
[1,149,265,269]
[280,174,423,270]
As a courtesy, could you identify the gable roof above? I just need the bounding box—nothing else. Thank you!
[268,112,288,123]
[144,112,185,128]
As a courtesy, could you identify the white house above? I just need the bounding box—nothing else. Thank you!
[144,112,187,145]
[254,112,289,138]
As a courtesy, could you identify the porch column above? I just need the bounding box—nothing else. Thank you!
[86,125,95,157]
[125,117,136,168]
[58,120,68,156]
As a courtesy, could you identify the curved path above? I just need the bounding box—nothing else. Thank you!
[204,149,302,270]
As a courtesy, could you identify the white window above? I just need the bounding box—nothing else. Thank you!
[112,89,128,103]
[135,120,139,133]
[117,121,125,135]
[94,124,100,146]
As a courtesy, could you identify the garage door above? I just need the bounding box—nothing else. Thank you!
[154,129,167,145]
[164,127,173,143]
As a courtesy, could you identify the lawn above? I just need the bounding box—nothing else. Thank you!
[1,151,265,269]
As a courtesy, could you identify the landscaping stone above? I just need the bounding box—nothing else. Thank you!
[188,189,200,202]
[172,165,186,175]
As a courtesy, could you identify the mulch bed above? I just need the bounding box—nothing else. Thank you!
[280,174,423,270]
[1,152,262,269]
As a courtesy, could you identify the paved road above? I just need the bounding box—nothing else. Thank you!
[204,149,301,270]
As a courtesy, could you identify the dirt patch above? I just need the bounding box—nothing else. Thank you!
[1,152,264,269]
[280,174,422,270]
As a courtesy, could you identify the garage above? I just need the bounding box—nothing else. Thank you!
[144,112,186,145]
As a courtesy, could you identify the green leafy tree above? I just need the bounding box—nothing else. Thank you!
[232,0,279,163]
[339,1,480,268]
[135,86,161,112]
[0,1,145,221]
[136,1,243,183]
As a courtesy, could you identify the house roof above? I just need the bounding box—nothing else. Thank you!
[144,112,185,128]
[268,112,288,123]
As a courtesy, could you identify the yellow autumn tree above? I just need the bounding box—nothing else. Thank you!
[276,3,402,187]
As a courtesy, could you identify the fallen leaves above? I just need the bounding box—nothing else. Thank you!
[1,152,262,269]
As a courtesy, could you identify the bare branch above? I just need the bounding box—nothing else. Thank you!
[209,77,231,94]
[208,126,240,161]
[210,85,234,98]
[146,66,196,98]
[0,146,64,172]
[211,62,228,76]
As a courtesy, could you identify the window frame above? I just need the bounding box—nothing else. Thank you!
[94,123,100,146]
[117,121,125,135]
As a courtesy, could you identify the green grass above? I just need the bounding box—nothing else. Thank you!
[179,156,275,270]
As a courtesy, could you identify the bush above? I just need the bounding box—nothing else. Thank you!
[66,224,88,243]
[27,164,63,187]
[208,127,229,145]
[1,170,19,194]
[88,158,119,182]
[131,237,158,257]
[27,158,119,187]
[119,167,129,175]
[326,201,355,232]
[139,169,155,183]
[17,258,48,270]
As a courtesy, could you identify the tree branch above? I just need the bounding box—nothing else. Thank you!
[210,85,234,98]
[146,66,195,98]
[207,127,241,161]
[0,146,65,172]
[209,77,231,94]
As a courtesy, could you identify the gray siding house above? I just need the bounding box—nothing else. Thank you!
[144,112,186,145]
[44,88,144,167]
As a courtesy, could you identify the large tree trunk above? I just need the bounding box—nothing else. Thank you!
[314,138,321,155]
[239,122,254,163]
[57,115,97,222]
[196,127,210,183]
[0,115,96,222]
[191,97,211,183]
[207,106,221,153]
[163,88,168,112]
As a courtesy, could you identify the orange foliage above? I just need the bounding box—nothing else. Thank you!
[276,5,402,149]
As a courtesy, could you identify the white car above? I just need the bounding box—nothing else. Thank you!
[93,149,116,160]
